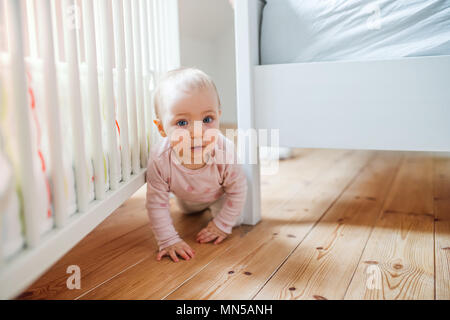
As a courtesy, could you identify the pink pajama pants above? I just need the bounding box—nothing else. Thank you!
[175,195,243,228]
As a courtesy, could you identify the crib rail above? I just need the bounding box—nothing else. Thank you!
[0,0,179,299]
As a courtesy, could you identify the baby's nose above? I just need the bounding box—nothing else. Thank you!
[190,120,204,138]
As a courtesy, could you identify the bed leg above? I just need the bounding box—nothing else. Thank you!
[241,156,262,226]
[234,0,264,226]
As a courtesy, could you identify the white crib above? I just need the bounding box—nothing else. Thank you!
[0,0,180,299]
[235,0,450,226]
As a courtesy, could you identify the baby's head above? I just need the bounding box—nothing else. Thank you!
[153,67,222,166]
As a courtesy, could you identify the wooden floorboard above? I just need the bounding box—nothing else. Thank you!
[344,152,435,300]
[254,152,402,300]
[78,149,357,299]
[16,187,152,299]
[434,153,450,300]
[17,187,213,299]
[164,151,374,299]
[17,149,447,300]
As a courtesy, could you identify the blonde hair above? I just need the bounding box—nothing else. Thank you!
[153,67,221,119]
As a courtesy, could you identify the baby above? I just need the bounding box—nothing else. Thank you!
[146,67,248,263]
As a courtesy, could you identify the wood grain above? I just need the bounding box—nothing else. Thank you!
[344,152,435,300]
[79,149,356,299]
[17,187,211,299]
[254,152,402,300]
[163,151,374,299]
[382,152,434,215]
[18,149,445,300]
[434,153,450,300]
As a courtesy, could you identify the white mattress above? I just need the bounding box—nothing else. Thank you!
[260,0,450,64]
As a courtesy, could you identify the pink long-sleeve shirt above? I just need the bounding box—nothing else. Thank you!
[146,132,247,251]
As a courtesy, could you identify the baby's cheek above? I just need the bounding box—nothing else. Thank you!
[205,122,218,129]
[168,127,190,145]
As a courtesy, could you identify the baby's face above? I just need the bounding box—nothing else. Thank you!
[157,86,222,166]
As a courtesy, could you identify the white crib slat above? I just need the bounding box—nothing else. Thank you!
[151,0,161,78]
[99,0,120,189]
[131,0,148,168]
[112,0,131,182]
[75,0,84,64]
[25,0,38,58]
[148,0,159,79]
[139,1,151,88]
[139,0,153,154]
[49,0,60,62]
[163,0,170,71]
[145,0,156,75]
[123,0,140,174]
[37,0,68,227]
[162,0,170,71]
[5,0,40,246]
[169,0,180,69]
[0,0,6,52]
[158,0,166,72]
[93,1,103,68]
[164,0,173,70]
[63,0,89,212]
[156,0,165,73]
[146,0,159,147]
[82,0,106,199]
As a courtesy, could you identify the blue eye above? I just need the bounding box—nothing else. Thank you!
[177,120,188,127]
[203,116,213,124]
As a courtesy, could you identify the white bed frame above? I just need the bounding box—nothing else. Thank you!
[235,0,450,226]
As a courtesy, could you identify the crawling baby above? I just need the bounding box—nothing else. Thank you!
[146,67,247,263]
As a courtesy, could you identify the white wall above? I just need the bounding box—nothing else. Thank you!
[178,0,237,124]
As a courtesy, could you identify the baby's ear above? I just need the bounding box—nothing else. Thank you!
[153,119,167,137]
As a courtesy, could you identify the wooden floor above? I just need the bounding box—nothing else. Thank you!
[17,148,450,300]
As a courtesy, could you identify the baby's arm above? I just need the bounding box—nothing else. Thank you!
[196,164,247,244]
[213,164,248,234]
[146,157,195,261]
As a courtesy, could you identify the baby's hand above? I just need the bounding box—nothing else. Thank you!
[156,239,195,262]
[196,220,228,245]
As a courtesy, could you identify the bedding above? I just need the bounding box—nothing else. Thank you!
[0,54,124,258]
[0,57,25,259]
[260,0,450,64]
